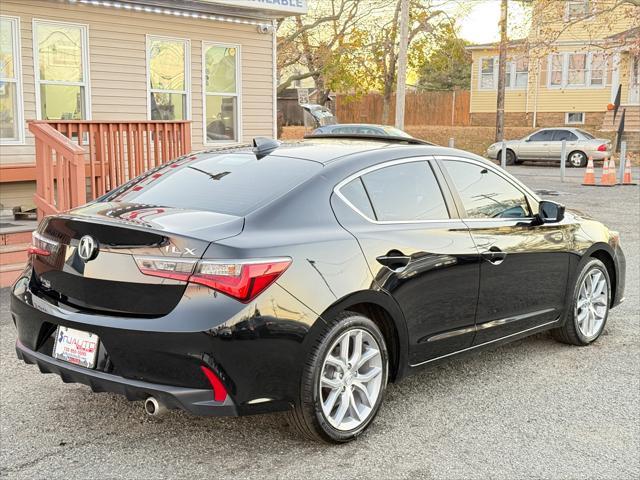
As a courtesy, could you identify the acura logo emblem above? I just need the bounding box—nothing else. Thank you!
[78,235,98,262]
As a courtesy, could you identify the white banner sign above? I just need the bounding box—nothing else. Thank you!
[201,0,307,15]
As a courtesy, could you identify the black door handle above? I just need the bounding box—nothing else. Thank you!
[481,247,507,265]
[376,253,411,270]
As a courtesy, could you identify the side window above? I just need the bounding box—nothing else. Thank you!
[529,130,554,142]
[359,161,449,221]
[339,177,375,219]
[443,160,531,219]
[553,130,578,141]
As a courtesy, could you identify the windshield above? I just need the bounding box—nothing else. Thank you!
[381,126,412,138]
[101,153,322,216]
[577,129,595,139]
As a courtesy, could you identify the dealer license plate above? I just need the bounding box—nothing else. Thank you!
[52,326,99,369]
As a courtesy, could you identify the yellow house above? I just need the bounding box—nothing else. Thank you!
[0,0,307,214]
[468,0,639,141]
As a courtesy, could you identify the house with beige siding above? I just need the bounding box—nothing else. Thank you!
[467,0,639,147]
[0,0,307,214]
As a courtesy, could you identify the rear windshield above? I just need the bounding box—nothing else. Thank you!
[577,129,595,139]
[102,153,322,216]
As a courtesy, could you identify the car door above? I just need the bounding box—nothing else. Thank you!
[331,158,480,365]
[549,130,578,161]
[517,129,554,160]
[438,157,572,344]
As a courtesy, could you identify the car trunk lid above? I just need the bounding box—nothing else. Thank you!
[31,202,244,316]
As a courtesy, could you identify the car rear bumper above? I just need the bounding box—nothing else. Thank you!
[15,338,238,416]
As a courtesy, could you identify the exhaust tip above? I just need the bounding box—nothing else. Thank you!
[144,397,167,417]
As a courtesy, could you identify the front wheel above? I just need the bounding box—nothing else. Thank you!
[288,312,388,443]
[553,258,610,345]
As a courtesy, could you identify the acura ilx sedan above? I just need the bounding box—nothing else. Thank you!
[11,135,625,443]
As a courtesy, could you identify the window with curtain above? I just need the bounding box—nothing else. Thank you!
[589,53,605,86]
[568,53,587,86]
[203,44,239,142]
[34,21,88,120]
[148,37,189,120]
[550,54,563,86]
[0,16,22,142]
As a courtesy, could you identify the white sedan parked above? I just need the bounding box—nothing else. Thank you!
[487,128,612,167]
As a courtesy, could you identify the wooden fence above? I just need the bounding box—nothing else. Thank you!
[335,90,470,126]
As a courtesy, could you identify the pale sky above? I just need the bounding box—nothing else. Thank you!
[457,0,532,44]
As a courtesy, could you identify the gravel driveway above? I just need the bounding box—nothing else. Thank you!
[1,166,638,480]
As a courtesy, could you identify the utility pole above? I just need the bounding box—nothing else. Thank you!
[495,0,508,143]
[395,0,410,129]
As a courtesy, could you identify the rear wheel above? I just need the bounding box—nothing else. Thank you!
[553,258,610,345]
[567,151,587,168]
[288,312,388,443]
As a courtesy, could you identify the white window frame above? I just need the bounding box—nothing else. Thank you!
[565,112,585,125]
[145,35,191,121]
[0,15,25,145]
[547,52,607,89]
[201,41,242,145]
[32,19,91,121]
[478,56,528,90]
[564,0,590,21]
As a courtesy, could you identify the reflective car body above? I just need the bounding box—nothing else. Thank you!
[11,138,625,418]
[486,127,612,165]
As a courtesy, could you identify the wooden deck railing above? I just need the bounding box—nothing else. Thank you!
[28,120,192,218]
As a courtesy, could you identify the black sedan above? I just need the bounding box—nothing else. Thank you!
[11,135,626,443]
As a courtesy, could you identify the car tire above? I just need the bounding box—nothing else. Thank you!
[567,151,587,168]
[287,311,389,443]
[505,149,519,165]
[552,258,611,346]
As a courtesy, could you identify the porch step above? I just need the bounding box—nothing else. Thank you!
[601,106,640,132]
[0,262,25,288]
[0,243,29,265]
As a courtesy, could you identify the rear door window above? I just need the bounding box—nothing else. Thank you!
[529,130,555,142]
[356,161,450,222]
[102,153,322,216]
[339,177,376,219]
[553,130,578,141]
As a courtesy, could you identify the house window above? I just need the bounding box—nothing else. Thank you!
[566,112,585,124]
[0,16,23,143]
[589,53,605,86]
[567,53,587,86]
[548,52,606,88]
[505,57,528,88]
[480,57,495,89]
[147,36,189,120]
[34,20,89,120]
[565,1,589,20]
[203,43,240,143]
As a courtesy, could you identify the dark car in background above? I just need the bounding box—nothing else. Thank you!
[11,135,625,443]
[312,123,413,138]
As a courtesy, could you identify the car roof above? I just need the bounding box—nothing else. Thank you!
[197,137,490,166]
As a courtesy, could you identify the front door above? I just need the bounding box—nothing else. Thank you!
[629,55,640,104]
[332,158,480,365]
[439,158,571,344]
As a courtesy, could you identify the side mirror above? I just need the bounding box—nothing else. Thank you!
[534,200,565,225]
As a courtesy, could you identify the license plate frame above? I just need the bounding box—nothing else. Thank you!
[52,326,99,369]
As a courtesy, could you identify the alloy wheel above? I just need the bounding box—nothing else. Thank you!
[569,152,586,168]
[576,268,608,340]
[319,328,383,431]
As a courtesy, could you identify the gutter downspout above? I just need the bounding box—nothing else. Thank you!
[272,19,278,139]
[533,60,540,128]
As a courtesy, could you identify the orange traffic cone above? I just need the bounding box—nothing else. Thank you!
[599,157,614,186]
[582,156,596,185]
[621,155,637,185]
[607,157,617,185]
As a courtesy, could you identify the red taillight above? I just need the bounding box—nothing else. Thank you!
[134,256,291,303]
[597,144,608,152]
[200,365,228,402]
[28,231,58,257]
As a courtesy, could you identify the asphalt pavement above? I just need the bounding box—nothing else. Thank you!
[1,165,638,480]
